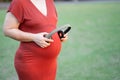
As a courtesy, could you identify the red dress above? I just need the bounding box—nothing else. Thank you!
[8,0,61,80]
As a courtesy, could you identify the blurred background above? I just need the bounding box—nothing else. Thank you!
[0,0,120,2]
[0,0,120,80]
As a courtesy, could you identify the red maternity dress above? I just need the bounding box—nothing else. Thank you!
[8,0,61,80]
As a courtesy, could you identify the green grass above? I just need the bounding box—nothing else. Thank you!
[0,10,18,80]
[0,2,120,80]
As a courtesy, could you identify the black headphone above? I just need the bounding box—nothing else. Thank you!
[45,24,71,39]
[58,26,71,38]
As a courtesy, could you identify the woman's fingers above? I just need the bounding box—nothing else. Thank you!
[40,38,54,48]
[61,34,68,42]
[44,38,54,43]
[40,41,50,48]
[33,32,54,48]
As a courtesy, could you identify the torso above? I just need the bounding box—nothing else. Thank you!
[17,0,61,61]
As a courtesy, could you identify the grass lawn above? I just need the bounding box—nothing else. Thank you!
[0,2,120,80]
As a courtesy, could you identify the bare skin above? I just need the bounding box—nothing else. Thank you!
[3,12,68,48]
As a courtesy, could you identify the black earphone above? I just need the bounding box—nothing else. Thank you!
[45,24,71,39]
[58,26,71,39]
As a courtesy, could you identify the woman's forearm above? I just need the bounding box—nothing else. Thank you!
[3,28,54,48]
[3,28,35,42]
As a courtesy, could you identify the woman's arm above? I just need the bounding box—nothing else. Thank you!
[3,12,53,48]
[3,12,34,42]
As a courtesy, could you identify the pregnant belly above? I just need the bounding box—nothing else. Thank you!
[18,33,62,59]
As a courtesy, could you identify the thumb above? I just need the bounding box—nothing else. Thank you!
[44,38,54,43]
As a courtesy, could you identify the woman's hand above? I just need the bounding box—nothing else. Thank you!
[33,32,54,48]
[60,34,68,42]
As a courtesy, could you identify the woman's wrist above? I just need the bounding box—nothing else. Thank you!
[28,33,37,42]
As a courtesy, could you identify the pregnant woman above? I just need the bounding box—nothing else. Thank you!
[3,0,68,80]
